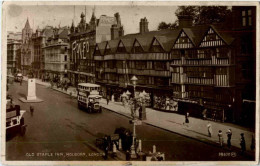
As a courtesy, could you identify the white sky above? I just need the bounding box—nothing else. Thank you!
[5,2,178,35]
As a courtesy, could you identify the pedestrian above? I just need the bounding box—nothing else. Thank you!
[240,133,246,155]
[218,130,224,147]
[183,112,189,127]
[103,136,109,160]
[207,122,212,137]
[226,129,232,149]
[30,105,34,116]
[106,96,109,105]
[202,108,207,120]
[250,134,255,151]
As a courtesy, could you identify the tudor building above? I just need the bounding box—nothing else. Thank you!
[94,7,256,125]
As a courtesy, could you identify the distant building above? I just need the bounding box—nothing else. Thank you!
[21,18,33,75]
[43,27,70,82]
[68,10,124,86]
[94,7,256,125]
[31,26,54,79]
[7,32,22,75]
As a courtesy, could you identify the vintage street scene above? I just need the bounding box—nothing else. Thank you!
[4,2,257,163]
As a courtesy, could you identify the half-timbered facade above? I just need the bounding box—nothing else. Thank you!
[93,7,256,124]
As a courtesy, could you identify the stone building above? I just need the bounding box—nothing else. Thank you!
[31,26,54,79]
[43,27,70,82]
[7,32,22,75]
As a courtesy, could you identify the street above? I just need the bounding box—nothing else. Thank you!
[6,81,253,161]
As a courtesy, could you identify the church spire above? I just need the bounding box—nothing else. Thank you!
[24,17,31,29]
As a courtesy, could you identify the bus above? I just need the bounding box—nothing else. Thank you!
[6,99,26,139]
[77,83,102,113]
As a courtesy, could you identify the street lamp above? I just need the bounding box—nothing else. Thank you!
[131,75,138,98]
[130,75,138,158]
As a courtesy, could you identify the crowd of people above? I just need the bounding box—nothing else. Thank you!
[183,112,255,155]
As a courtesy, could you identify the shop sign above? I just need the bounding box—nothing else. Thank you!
[72,39,90,59]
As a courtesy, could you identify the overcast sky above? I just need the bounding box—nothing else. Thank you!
[5,2,178,35]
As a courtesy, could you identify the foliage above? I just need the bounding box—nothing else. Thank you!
[175,6,231,25]
[157,6,231,30]
[158,21,177,30]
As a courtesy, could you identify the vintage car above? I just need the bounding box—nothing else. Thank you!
[14,73,23,82]
[6,100,26,139]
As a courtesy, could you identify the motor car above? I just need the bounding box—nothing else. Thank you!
[14,73,23,82]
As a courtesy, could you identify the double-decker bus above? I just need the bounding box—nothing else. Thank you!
[77,83,102,113]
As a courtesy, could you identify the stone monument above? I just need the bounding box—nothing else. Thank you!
[27,78,37,100]
[19,78,43,103]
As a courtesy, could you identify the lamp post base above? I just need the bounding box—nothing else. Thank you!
[130,145,137,158]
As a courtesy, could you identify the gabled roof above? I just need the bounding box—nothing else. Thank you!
[135,36,154,52]
[107,39,120,53]
[183,25,209,46]
[210,24,235,45]
[97,41,107,55]
[120,38,135,53]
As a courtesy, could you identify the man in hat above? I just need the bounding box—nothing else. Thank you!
[226,129,232,149]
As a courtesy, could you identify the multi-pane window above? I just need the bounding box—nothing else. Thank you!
[185,67,214,78]
[154,61,167,70]
[136,61,147,70]
[242,9,252,27]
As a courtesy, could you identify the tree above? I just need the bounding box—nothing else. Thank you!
[158,22,177,30]
[175,6,231,25]
[157,6,231,30]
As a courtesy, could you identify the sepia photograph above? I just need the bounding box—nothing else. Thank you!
[2,1,259,165]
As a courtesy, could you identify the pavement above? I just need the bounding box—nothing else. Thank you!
[7,75,255,158]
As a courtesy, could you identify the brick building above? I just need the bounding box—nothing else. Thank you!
[68,10,124,86]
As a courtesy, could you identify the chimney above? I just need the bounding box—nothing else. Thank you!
[140,17,149,34]
[119,26,124,37]
[111,24,119,40]
[178,15,193,28]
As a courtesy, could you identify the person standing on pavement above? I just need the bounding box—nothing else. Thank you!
[207,122,212,137]
[218,130,224,147]
[226,129,232,149]
[240,133,246,155]
[183,112,189,127]
[106,96,109,105]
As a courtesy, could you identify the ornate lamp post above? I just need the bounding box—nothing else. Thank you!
[130,75,138,158]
